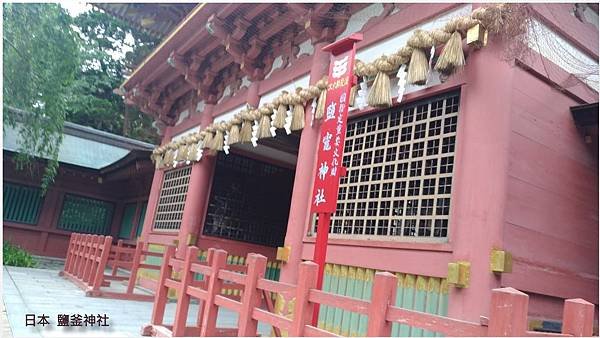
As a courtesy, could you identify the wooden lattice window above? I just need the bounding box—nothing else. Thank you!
[316,92,460,241]
[58,194,114,234]
[203,153,294,247]
[153,165,191,231]
[3,182,44,225]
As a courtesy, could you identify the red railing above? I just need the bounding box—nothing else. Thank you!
[60,233,163,301]
[142,245,595,337]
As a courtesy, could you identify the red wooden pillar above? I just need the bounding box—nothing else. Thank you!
[176,103,216,256]
[238,253,267,336]
[448,37,514,321]
[279,41,330,284]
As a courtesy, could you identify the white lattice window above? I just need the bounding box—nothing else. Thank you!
[314,92,460,241]
[153,165,192,231]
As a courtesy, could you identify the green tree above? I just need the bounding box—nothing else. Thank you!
[4,4,160,191]
[66,9,159,143]
[3,3,80,190]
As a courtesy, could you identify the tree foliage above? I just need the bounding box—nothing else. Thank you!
[66,9,159,142]
[3,4,160,191]
[3,3,80,190]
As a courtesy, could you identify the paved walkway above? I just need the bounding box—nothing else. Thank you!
[3,266,272,337]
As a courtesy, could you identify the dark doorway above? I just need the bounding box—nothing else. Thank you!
[203,152,295,247]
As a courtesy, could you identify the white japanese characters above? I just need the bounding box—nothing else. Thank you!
[322,132,333,151]
[318,161,329,180]
[314,188,326,206]
[332,56,349,79]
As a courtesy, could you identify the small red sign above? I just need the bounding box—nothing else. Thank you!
[310,34,362,213]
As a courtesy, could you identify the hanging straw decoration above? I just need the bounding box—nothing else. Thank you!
[435,31,465,76]
[240,107,254,143]
[258,104,273,139]
[186,134,200,164]
[228,114,242,145]
[406,30,435,85]
[175,138,189,162]
[203,125,215,149]
[367,55,395,108]
[314,77,329,121]
[290,87,306,131]
[272,91,289,129]
[349,84,357,107]
[210,122,226,151]
[163,144,176,166]
[152,148,164,169]
[150,4,523,167]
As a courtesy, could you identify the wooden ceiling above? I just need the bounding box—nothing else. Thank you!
[118,3,369,127]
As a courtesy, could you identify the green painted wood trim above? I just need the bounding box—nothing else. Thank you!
[3,183,43,225]
[399,274,416,337]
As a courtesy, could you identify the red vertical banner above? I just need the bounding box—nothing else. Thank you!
[310,34,363,214]
[310,33,362,326]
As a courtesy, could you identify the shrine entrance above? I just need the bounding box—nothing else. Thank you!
[198,130,300,275]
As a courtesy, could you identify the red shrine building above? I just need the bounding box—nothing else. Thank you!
[9,3,598,336]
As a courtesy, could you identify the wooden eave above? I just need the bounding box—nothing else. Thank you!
[121,3,368,126]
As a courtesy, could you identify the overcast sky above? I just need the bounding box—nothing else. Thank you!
[61,1,91,16]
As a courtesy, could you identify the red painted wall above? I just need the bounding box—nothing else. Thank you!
[3,153,152,258]
[501,64,598,318]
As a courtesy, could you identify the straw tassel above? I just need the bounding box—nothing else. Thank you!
[290,88,306,131]
[349,85,357,107]
[434,31,465,76]
[203,126,214,149]
[314,78,328,121]
[210,122,226,151]
[407,48,429,85]
[272,91,288,129]
[240,108,253,143]
[228,115,242,145]
[258,105,273,139]
[367,55,394,108]
[186,136,199,163]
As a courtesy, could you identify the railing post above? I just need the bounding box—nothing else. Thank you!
[290,261,319,336]
[112,239,124,276]
[488,287,528,336]
[77,234,92,279]
[172,246,199,337]
[238,253,268,337]
[62,233,75,274]
[151,245,176,326]
[366,272,397,337]
[200,249,228,337]
[70,233,82,275]
[562,298,594,336]
[126,240,144,294]
[83,235,100,284]
[91,236,112,292]
[196,248,214,327]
